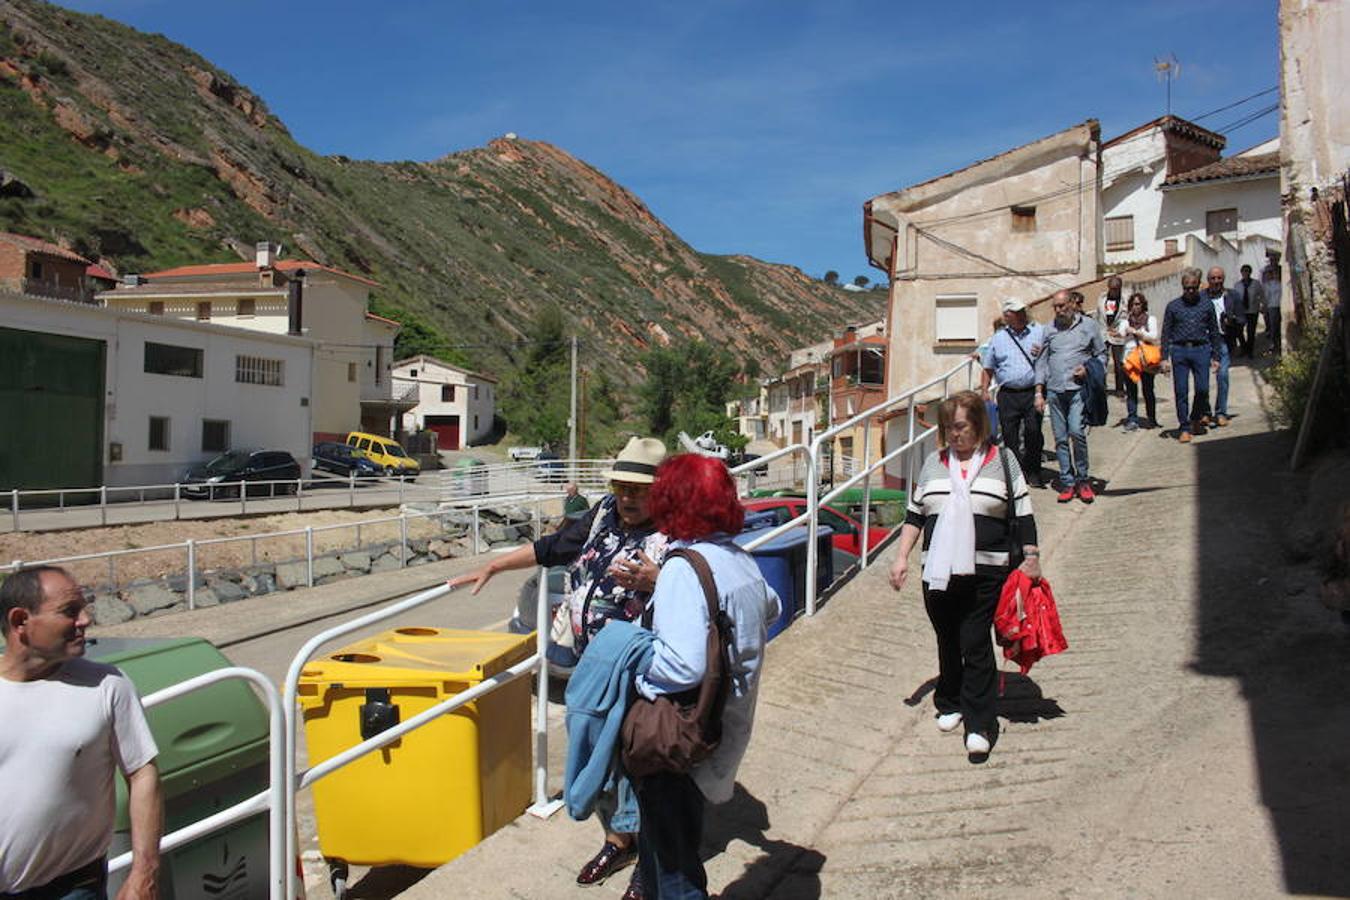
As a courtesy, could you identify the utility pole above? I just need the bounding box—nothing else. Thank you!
[568,335,578,479]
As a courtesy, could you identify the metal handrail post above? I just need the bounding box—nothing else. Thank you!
[348,471,355,507]
[240,480,247,516]
[295,478,303,512]
[803,444,821,616]
[11,489,17,532]
[100,486,107,526]
[173,483,181,521]
[305,527,314,587]
[108,667,285,900]
[472,504,481,554]
[861,418,873,569]
[527,565,562,817]
[399,513,409,567]
[280,581,456,899]
[185,540,196,610]
[399,474,405,505]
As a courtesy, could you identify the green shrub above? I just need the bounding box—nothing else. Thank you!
[34,51,68,78]
[1265,308,1348,443]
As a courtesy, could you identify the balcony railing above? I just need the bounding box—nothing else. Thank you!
[361,380,420,405]
[4,277,91,303]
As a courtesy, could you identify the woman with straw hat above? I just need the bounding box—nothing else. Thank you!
[452,435,669,899]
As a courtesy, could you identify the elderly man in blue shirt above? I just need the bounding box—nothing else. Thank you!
[1160,266,1223,443]
[980,297,1047,487]
[1035,289,1107,504]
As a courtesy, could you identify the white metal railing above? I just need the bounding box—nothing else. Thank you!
[107,666,287,900]
[1,497,558,604]
[4,460,619,533]
[278,574,559,898]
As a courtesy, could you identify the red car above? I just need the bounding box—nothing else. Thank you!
[742,498,893,557]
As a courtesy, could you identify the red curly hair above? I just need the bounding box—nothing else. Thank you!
[649,454,745,541]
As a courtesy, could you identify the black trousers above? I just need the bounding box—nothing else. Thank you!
[636,772,707,898]
[1243,314,1259,357]
[1107,343,1126,393]
[0,858,107,900]
[923,571,1004,738]
[996,388,1043,480]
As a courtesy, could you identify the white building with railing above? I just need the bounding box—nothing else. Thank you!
[1,289,314,490]
[391,355,498,450]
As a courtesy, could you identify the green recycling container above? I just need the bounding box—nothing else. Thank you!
[451,457,489,497]
[88,637,272,900]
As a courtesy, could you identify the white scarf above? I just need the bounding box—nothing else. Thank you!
[922,446,986,591]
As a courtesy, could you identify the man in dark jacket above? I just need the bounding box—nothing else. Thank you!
[1161,267,1223,444]
[1235,263,1266,358]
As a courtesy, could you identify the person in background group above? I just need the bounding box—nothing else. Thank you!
[0,566,163,900]
[980,298,1046,487]
[1035,289,1107,504]
[1161,267,1223,444]
[563,482,590,519]
[1261,252,1283,355]
[1116,292,1159,432]
[888,392,1041,761]
[1096,276,1128,394]
[452,436,670,900]
[1203,266,1240,426]
[1235,264,1266,359]
[635,454,778,899]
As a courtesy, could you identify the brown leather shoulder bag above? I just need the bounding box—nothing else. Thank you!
[620,548,731,778]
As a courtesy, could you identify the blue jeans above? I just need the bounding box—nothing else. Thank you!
[1213,338,1230,417]
[637,772,707,899]
[1170,345,1211,432]
[1047,389,1088,488]
[594,773,640,835]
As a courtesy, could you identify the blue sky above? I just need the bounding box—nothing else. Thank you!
[63,1,1281,281]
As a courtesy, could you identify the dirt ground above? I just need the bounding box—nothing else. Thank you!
[0,506,466,589]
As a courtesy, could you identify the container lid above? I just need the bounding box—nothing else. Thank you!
[298,628,533,688]
[733,524,832,553]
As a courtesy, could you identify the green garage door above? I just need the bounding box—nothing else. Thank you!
[0,326,105,491]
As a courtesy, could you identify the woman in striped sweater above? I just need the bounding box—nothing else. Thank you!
[888,390,1041,760]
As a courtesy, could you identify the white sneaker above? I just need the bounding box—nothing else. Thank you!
[936,712,963,733]
[965,732,991,755]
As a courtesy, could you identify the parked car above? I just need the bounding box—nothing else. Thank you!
[344,431,420,478]
[742,497,893,558]
[508,445,543,462]
[312,441,382,479]
[182,450,302,499]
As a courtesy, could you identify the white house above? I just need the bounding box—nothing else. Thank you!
[391,355,497,450]
[1101,116,1281,271]
[98,242,406,443]
[1,289,314,489]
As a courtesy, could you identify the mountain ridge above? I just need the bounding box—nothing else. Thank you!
[0,0,885,379]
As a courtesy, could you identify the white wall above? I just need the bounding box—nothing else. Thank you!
[392,357,498,447]
[1,292,313,487]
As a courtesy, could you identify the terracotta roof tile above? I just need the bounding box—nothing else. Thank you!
[1162,152,1279,187]
[99,281,288,298]
[0,232,92,264]
[364,311,402,328]
[144,259,379,287]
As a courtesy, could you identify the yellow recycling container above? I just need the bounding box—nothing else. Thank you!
[297,627,533,868]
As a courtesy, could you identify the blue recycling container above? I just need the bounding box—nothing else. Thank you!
[734,521,833,640]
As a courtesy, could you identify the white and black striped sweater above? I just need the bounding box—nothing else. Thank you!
[903,446,1039,569]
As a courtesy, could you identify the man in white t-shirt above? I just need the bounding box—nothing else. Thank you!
[0,567,161,900]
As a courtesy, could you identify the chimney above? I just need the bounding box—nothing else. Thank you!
[287,268,306,335]
[255,241,280,270]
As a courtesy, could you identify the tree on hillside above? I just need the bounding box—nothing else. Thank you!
[824,270,839,285]
[853,275,870,288]
[499,305,572,447]
[369,296,470,366]
[638,339,753,446]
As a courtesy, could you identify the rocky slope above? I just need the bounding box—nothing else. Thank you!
[0,0,883,377]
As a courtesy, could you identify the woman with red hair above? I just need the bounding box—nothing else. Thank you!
[633,454,778,899]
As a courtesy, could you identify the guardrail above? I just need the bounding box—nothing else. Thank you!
[1,496,558,604]
[107,666,289,900]
[3,460,625,533]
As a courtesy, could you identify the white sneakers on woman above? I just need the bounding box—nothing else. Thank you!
[965,732,991,754]
[936,712,963,733]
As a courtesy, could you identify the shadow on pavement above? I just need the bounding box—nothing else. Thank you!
[1193,425,1350,896]
[707,784,825,900]
[996,672,1066,724]
[344,864,432,898]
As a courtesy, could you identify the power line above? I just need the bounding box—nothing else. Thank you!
[1189,85,1279,122]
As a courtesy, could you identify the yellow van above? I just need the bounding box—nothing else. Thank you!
[345,431,421,477]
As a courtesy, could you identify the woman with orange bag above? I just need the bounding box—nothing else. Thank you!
[1117,292,1160,431]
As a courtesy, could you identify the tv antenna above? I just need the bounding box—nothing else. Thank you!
[1154,53,1181,115]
